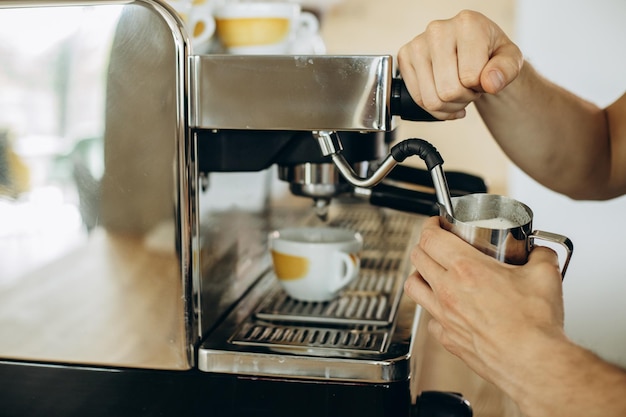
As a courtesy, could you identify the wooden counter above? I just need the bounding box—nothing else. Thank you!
[0,229,189,370]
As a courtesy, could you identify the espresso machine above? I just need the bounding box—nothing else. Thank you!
[0,1,484,416]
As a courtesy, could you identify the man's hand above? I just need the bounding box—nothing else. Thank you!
[404,216,565,383]
[397,10,523,120]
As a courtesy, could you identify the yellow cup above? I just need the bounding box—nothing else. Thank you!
[165,0,216,52]
[268,227,362,302]
[217,17,291,47]
[214,2,318,54]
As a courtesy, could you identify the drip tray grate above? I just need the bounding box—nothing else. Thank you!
[255,256,404,326]
[230,321,388,353]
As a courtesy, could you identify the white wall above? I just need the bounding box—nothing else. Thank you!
[513,0,626,366]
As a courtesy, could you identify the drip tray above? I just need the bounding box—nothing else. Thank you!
[198,206,424,382]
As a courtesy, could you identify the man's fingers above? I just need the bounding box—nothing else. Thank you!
[480,43,524,94]
[404,270,439,315]
[418,216,482,272]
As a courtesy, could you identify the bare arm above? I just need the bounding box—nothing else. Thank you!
[399,10,626,416]
[475,64,626,200]
[405,216,626,417]
[397,10,626,200]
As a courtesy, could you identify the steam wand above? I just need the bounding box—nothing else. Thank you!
[313,131,455,218]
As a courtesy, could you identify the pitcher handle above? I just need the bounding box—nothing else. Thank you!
[529,230,574,279]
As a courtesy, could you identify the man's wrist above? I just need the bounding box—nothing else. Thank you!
[497,333,626,417]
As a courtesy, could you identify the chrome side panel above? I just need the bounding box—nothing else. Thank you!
[0,0,195,369]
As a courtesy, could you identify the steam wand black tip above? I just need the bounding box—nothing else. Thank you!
[390,138,443,169]
[390,138,454,217]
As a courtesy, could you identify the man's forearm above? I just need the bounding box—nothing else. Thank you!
[475,62,610,199]
[495,336,626,417]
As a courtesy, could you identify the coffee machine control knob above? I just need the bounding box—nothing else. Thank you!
[390,78,440,122]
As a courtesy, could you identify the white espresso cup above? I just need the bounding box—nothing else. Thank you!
[214,1,319,54]
[165,0,216,52]
[268,227,362,302]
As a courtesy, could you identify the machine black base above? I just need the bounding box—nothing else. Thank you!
[0,360,413,417]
